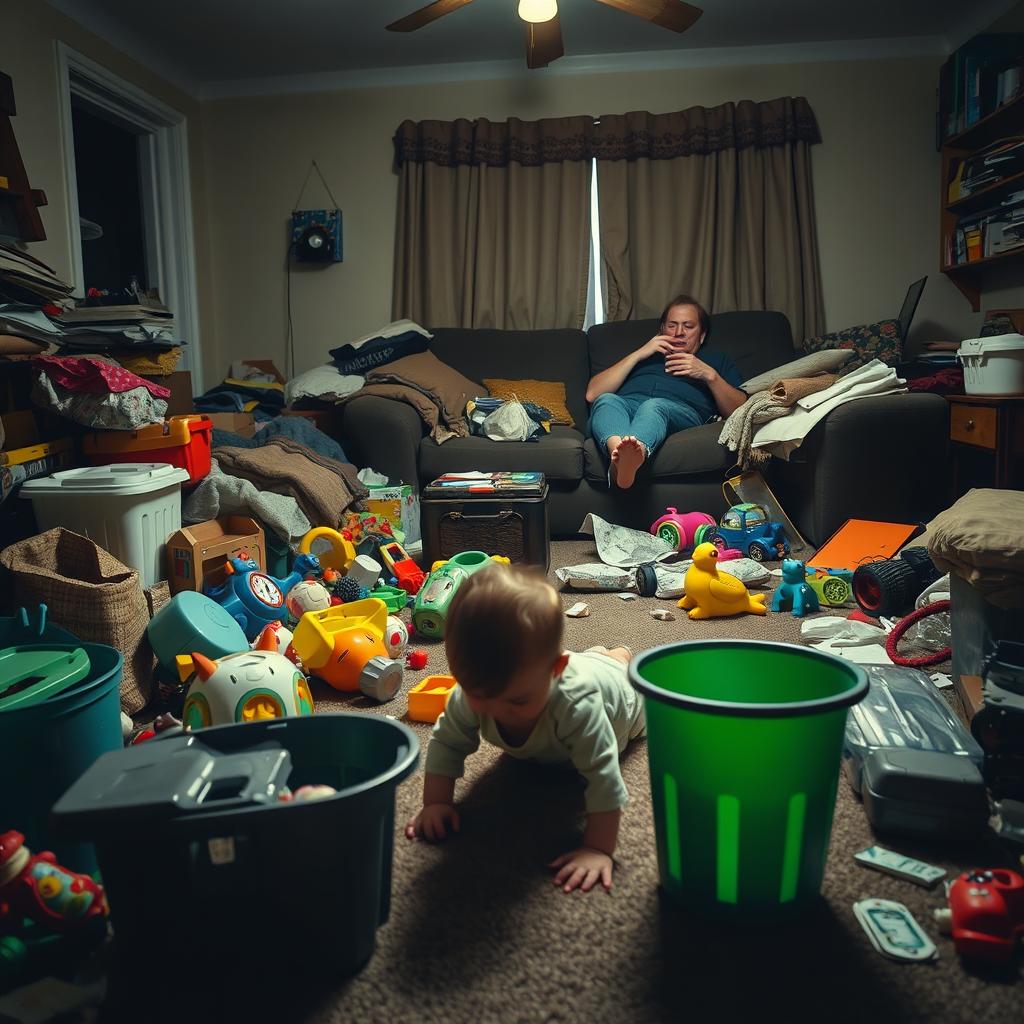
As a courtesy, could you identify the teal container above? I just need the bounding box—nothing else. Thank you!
[630,640,868,913]
[0,642,123,873]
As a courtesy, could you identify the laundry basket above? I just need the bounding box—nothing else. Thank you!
[51,714,419,976]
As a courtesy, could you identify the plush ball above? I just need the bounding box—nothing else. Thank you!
[286,580,332,619]
[384,615,409,657]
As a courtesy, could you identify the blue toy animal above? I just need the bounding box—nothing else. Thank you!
[770,559,820,617]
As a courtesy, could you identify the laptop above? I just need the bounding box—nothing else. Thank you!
[898,276,927,341]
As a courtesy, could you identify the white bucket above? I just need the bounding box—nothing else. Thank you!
[957,334,1024,396]
[21,463,189,589]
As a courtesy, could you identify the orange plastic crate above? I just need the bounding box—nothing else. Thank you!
[83,415,212,483]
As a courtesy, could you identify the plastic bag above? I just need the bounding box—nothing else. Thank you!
[901,572,952,653]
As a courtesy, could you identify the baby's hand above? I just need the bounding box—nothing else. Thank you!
[405,803,460,842]
[548,847,614,893]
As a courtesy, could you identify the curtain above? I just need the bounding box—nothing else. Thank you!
[392,116,593,330]
[594,97,825,345]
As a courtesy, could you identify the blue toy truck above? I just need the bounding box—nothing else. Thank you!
[703,503,789,562]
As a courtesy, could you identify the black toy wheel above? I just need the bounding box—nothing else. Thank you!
[748,542,768,562]
[853,559,918,617]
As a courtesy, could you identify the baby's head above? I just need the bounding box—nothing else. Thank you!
[444,564,566,725]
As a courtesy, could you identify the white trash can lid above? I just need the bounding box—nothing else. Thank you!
[957,333,1024,357]
[21,462,190,498]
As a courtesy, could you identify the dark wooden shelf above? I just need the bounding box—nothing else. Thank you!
[943,94,1024,151]
[943,246,1024,275]
[947,168,1024,215]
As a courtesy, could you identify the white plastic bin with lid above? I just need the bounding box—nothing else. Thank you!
[20,463,190,588]
[957,334,1024,396]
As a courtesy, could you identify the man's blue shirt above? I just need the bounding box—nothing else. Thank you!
[617,348,743,422]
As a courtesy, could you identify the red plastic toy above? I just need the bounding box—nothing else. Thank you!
[0,831,107,933]
[934,868,1024,963]
[405,649,428,671]
[380,541,426,595]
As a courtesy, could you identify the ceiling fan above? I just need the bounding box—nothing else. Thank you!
[386,0,703,70]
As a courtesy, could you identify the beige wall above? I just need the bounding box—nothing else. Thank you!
[3,0,217,386]
[203,54,1016,375]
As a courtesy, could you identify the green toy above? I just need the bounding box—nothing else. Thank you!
[368,583,410,614]
[411,551,509,638]
[0,647,91,712]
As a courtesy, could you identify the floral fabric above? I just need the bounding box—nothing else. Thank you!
[801,319,902,370]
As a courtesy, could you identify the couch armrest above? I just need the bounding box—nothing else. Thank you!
[339,394,425,488]
[764,393,950,546]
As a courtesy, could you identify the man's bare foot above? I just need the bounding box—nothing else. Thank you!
[614,436,645,489]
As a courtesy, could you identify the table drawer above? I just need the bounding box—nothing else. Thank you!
[951,404,997,449]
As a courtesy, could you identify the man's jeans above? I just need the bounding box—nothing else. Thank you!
[588,393,704,460]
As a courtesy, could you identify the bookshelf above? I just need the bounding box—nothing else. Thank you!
[939,93,1024,311]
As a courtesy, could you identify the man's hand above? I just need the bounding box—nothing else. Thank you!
[548,847,614,893]
[639,334,677,360]
[665,350,716,381]
[406,803,460,842]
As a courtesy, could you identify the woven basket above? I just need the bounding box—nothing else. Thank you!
[0,528,155,714]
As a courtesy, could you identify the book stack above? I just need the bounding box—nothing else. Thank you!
[54,300,179,351]
[939,33,1024,141]
[951,137,1024,200]
[424,472,546,498]
[0,243,73,305]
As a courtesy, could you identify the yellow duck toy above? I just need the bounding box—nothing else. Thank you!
[677,542,768,620]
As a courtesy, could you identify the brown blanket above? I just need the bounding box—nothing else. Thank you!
[214,436,366,529]
[365,350,483,443]
[342,382,456,444]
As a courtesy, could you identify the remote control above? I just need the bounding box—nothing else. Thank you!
[855,846,946,888]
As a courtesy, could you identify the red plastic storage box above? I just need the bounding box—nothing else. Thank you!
[83,415,213,484]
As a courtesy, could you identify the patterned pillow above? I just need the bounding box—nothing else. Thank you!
[482,379,574,427]
[801,319,902,370]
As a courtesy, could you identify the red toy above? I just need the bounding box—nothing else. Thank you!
[0,831,107,934]
[934,868,1024,963]
[380,541,426,596]
[406,649,428,670]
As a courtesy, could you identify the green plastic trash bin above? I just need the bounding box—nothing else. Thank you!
[630,640,868,913]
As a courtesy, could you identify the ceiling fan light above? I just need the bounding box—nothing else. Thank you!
[518,0,557,24]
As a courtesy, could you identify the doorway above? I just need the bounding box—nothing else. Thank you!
[56,44,202,389]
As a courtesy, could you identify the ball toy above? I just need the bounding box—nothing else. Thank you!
[385,615,409,657]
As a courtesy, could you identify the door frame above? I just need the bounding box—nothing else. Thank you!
[55,42,202,389]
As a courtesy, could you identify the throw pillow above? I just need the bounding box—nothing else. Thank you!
[285,364,364,405]
[329,319,433,375]
[366,350,485,437]
[801,319,902,370]
[482,378,575,426]
[741,349,854,395]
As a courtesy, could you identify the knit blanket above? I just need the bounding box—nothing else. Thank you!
[183,458,312,544]
[720,374,838,469]
[213,437,366,529]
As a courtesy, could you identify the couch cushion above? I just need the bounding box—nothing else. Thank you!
[587,311,796,384]
[419,426,584,483]
[582,424,731,483]
[427,328,590,428]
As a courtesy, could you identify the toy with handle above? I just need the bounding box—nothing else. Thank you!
[934,869,1024,963]
[649,508,715,552]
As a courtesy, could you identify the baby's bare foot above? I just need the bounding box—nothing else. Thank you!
[615,436,645,489]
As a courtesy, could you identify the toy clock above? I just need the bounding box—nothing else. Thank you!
[205,552,322,640]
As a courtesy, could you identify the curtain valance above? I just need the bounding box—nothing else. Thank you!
[394,98,820,168]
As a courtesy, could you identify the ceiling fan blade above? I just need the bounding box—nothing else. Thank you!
[591,0,702,33]
[386,0,476,32]
[526,13,564,69]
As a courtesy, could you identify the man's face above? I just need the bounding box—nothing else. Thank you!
[662,304,705,353]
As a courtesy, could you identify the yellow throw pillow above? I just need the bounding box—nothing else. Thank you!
[482,379,574,427]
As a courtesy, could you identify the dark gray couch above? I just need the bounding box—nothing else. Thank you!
[340,311,950,545]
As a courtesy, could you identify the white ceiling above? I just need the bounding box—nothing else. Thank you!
[44,0,1022,97]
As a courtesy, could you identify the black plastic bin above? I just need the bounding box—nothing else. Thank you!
[51,714,419,976]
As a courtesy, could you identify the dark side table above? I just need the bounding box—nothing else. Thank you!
[946,393,1024,496]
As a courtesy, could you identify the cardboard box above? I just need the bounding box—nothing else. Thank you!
[234,360,285,385]
[204,412,256,438]
[165,516,265,594]
[142,370,194,416]
[365,483,420,544]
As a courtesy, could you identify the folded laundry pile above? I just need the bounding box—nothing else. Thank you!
[195,362,286,421]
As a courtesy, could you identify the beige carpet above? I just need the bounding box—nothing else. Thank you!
[131,541,1018,1024]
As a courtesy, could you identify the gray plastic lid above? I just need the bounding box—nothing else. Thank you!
[21,462,189,497]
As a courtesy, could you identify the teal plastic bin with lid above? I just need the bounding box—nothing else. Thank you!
[51,713,419,976]
[630,640,868,913]
[0,614,124,874]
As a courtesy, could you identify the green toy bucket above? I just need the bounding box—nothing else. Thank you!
[0,642,124,873]
[629,640,868,914]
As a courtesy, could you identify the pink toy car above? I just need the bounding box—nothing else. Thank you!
[650,508,716,552]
